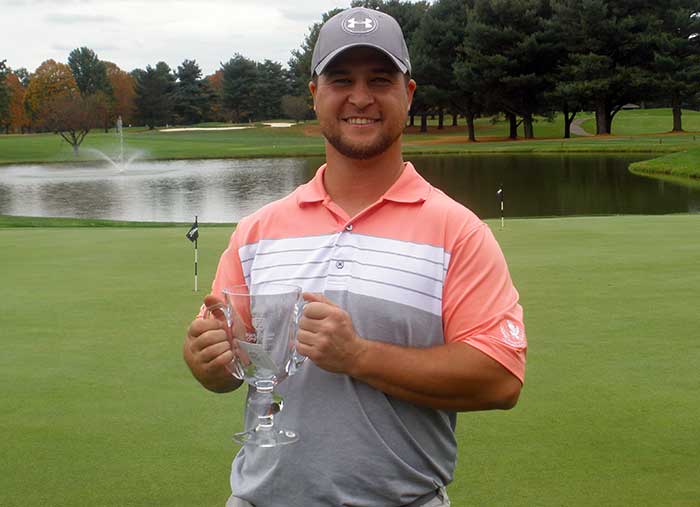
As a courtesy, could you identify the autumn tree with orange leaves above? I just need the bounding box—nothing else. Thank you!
[0,60,10,132]
[105,61,136,125]
[5,72,30,133]
[24,59,101,155]
[24,59,78,130]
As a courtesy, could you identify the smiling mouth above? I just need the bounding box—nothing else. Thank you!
[344,117,379,125]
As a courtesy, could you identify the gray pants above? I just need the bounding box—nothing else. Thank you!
[226,487,451,507]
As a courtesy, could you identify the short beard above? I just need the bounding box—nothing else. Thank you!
[321,125,403,160]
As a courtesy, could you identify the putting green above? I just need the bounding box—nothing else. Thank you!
[1,214,698,505]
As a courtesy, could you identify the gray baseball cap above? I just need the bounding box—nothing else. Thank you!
[310,7,411,76]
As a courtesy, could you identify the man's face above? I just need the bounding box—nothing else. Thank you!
[309,47,416,160]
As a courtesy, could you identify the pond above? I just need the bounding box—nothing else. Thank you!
[0,154,698,223]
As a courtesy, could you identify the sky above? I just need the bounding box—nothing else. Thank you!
[1,0,386,76]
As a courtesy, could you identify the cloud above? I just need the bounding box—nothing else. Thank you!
[45,13,119,24]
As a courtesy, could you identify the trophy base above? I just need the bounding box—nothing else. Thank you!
[233,427,299,448]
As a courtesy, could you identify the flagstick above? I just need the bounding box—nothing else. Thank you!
[194,238,198,292]
[497,186,504,230]
[501,200,504,230]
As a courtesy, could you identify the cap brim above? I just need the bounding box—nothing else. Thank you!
[313,43,409,76]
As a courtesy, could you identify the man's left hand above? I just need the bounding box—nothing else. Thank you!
[297,292,367,375]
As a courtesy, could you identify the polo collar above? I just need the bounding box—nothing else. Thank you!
[296,162,430,206]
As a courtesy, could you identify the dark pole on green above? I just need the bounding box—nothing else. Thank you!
[186,216,200,291]
[497,186,504,230]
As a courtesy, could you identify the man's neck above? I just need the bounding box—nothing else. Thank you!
[322,142,405,218]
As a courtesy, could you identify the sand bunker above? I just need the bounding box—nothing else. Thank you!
[159,126,252,132]
[160,122,294,133]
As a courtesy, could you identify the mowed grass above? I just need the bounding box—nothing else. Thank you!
[630,145,700,182]
[2,214,699,506]
[2,109,700,167]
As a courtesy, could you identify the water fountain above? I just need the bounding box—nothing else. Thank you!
[87,115,143,173]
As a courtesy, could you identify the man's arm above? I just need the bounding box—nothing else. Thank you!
[297,293,522,412]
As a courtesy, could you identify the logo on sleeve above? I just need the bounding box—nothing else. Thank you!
[500,320,525,347]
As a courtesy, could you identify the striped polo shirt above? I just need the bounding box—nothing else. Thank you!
[209,161,526,507]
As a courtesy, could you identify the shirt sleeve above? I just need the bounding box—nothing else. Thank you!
[196,228,247,318]
[442,222,527,383]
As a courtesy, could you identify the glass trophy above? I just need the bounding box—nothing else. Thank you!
[209,283,306,447]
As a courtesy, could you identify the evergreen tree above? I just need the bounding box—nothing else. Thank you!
[68,47,112,97]
[414,0,482,140]
[287,8,344,99]
[173,59,212,124]
[461,0,558,139]
[551,0,659,135]
[253,60,289,120]
[650,1,700,131]
[221,54,258,123]
[133,62,176,129]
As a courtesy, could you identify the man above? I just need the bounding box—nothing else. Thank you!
[183,7,526,507]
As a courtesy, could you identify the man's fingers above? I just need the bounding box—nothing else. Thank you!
[198,340,232,363]
[189,317,223,339]
[303,292,336,306]
[204,294,223,308]
[203,294,226,321]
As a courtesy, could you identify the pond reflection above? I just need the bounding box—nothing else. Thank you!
[0,155,698,222]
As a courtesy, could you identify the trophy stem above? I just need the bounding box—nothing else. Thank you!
[232,383,299,447]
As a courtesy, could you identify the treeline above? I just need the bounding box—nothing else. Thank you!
[347,0,700,139]
[1,0,699,141]
[0,50,308,137]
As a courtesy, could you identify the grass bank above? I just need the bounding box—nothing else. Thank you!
[1,109,699,165]
[629,145,700,180]
[2,214,698,506]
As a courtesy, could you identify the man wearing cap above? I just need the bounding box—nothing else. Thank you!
[183,7,526,507]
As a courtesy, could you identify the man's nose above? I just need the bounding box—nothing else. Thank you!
[347,82,374,109]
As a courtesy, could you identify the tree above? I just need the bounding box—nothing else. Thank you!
[24,59,78,131]
[133,62,176,128]
[460,0,558,139]
[0,60,9,132]
[550,0,659,135]
[254,60,289,120]
[351,0,429,38]
[206,69,226,122]
[68,47,112,97]
[5,72,30,133]
[287,8,344,98]
[281,95,310,122]
[173,59,212,124]
[39,92,101,156]
[414,0,483,141]
[650,2,700,131]
[104,61,136,125]
[221,54,258,122]
[13,67,30,87]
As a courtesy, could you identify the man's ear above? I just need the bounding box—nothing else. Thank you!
[406,78,416,112]
[309,80,317,112]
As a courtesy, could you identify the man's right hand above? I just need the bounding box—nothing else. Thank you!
[182,295,242,393]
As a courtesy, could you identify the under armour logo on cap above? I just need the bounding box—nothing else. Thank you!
[310,7,411,76]
[343,14,377,34]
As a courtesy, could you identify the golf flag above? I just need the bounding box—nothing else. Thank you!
[186,217,199,291]
[186,218,199,242]
[497,186,504,229]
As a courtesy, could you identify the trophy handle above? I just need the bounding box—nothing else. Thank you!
[287,299,308,376]
[204,302,246,380]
